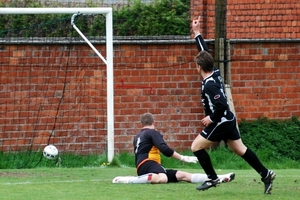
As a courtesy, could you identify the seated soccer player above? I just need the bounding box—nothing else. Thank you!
[113,113,235,184]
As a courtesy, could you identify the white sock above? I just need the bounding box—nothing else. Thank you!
[128,173,153,184]
[191,174,209,183]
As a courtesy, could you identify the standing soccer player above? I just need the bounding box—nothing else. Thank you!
[191,17,276,194]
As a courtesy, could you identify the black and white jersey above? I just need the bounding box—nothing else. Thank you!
[201,72,232,123]
[195,34,233,123]
[133,128,174,169]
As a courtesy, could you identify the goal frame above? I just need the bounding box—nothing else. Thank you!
[0,7,115,162]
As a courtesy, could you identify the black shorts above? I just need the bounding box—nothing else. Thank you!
[201,116,241,142]
[137,160,178,183]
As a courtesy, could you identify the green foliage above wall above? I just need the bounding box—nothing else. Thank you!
[112,0,190,36]
[0,0,190,37]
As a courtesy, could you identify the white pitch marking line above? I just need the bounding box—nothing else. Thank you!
[1,179,111,185]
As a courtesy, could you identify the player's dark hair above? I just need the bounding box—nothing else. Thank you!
[140,113,154,126]
[195,51,214,72]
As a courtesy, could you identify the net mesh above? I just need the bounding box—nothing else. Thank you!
[0,14,108,168]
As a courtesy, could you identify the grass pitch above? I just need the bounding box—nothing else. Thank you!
[0,167,299,200]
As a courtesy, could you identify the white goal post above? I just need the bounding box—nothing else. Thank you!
[0,7,115,162]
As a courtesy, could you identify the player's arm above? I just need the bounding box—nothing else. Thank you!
[205,82,228,123]
[195,34,209,52]
[151,130,174,157]
[192,16,209,52]
[151,130,198,163]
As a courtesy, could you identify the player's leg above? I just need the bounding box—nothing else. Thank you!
[191,134,219,181]
[168,170,235,183]
[112,171,235,184]
[112,176,137,183]
[134,160,168,184]
[228,138,275,194]
[112,160,168,184]
[192,122,233,190]
[226,119,276,194]
[176,170,208,183]
[150,173,168,184]
[112,173,167,184]
[191,135,221,190]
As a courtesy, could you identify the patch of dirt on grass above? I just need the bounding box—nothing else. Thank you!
[0,172,36,177]
[0,171,53,178]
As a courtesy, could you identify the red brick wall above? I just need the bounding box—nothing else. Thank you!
[0,44,109,153]
[190,0,300,39]
[113,43,202,152]
[230,42,300,119]
[1,40,299,153]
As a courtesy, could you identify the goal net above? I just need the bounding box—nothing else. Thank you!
[0,8,114,168]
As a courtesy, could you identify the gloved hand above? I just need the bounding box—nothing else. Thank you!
[180,155,198,163]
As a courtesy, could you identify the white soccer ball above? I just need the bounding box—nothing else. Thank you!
[43,145,59,160]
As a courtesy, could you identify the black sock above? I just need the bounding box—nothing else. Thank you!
[193,149,218,180]
[241,148,268,178]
